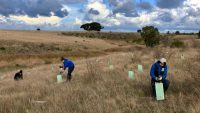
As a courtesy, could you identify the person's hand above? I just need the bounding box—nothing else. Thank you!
[60,68,64,74]
[158,76,162,81]
[156,77,159,81]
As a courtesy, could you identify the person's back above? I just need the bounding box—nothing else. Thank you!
[63,59,74,70]
[14,70,23,81]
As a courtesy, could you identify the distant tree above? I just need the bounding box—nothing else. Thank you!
[167,31,170,34]
[198,30,200,39]
[141,26,160,47]
[37,28,40,31]
[80,22,104,31]
[137,29,141,33]
[175,31,180,35]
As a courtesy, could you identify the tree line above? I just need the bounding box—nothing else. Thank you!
[80,22,200,47]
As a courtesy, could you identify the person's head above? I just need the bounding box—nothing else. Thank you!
[160,58,166,67]
[60,57,65,62]
[19,70,23,74]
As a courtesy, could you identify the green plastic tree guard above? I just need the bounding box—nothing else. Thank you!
[109,65,114,70]
[181,55,185,59]
[128,71,134,80]
[57,74,63,83]
[138,64,143,72]
[155,82,165,100]
[51,64,54,72]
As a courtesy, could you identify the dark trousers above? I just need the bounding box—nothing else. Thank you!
[151,79,170,97]
[67,66,74,81]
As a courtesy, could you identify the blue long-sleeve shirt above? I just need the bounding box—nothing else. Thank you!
[63,59,74,70]
[150,61,168,81]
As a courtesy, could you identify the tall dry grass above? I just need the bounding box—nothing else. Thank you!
[0,40,108,72]
[60,31,141,41]
[0,47,199,113]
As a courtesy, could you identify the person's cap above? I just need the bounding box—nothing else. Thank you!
[18,70,22,73]
[160,58,166,63]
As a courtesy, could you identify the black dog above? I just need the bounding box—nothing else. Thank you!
[14,70,23,81]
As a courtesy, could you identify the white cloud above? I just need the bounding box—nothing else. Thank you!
[10,15,62,25]
[74,18,83,25]
[88,0,103,3]
[62,5,72,12]
[184,0,200,8]
[86,1,110,19]
[0,16,6,24]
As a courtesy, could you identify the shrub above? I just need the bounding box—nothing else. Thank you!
[175,31,180,35]
[37,28,40,31]
[137,29,141,33]
[167,31,170,34]
[170,40,185,48]
[44,60,52,64]
[132,38,144,45]
[0,47,6,51]
[141,26,160,47]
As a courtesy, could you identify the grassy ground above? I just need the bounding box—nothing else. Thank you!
[0,30,121,72]
[0,30,200,113]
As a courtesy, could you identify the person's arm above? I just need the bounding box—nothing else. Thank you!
[63,61,68,70]
[162,65,168,79]
[150,64,156,81]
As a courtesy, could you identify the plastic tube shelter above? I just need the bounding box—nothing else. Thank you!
[128,71,134,80]
[57,74,63,83]
[155,82,165,100]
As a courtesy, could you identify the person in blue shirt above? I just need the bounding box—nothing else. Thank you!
[61,57,75,81]
[150,58,170,97]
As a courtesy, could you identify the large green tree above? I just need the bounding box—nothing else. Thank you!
[198,30,200,39]
[141,26,160,47]
[80,22,104,31]
[175,31,180,35]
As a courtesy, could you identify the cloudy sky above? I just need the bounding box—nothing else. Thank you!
[0,0,199,32]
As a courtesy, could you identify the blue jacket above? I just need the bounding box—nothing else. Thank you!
[150,61,168,81]
[63,59,74,70]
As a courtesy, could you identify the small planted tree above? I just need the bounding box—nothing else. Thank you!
[141,26,160,47]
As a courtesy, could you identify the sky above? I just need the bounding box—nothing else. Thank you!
[0,0,200,32]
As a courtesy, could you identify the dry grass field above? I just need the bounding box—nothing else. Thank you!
[0,30,200,113]
[0,30,121,72]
